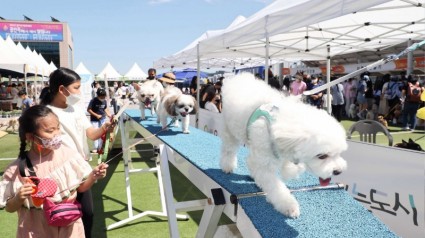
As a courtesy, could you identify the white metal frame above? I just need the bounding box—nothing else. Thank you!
[106,116,189,231]
[118,116,262,237]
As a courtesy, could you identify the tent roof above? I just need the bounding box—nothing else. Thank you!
[75,62,92,75]
[124,63,147,79]
[97,62,122,79]
[154,0,425,68]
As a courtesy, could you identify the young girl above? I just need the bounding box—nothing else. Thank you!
[0,105,108,237]
[41,68,113,237]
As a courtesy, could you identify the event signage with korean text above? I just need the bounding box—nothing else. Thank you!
[0,21,63,42]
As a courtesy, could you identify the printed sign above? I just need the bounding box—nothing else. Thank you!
[0,21,63,42]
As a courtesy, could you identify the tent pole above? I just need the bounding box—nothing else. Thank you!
[326,45,331,115]
[265,34,269,84]
[196,43,200,128]
[407,39,413,75]
[104,74,111,110]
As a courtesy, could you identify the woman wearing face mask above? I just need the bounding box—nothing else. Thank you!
[289,73,307,96]
[40,67,112,238]
[0,105,108,238]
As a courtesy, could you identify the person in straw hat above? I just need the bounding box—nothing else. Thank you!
[159,72,176,88]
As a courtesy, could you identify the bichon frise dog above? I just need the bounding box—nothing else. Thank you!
[220,73,348,218]
[134,80,164,120]
[157,86,197,133]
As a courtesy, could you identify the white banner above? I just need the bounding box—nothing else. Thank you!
[193,110,424,238]
[338,141,424,238]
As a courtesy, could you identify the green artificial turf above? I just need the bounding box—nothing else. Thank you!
[0,120,423,237]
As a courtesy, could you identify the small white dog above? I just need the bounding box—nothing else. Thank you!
[157,86,197,133]
[348,103,357,119]
[135,80,164,120]
[220,73,348,218]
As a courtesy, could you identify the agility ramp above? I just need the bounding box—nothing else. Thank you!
[116,109,396,237]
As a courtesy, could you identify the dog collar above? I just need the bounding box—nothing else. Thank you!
[247,103,281,159]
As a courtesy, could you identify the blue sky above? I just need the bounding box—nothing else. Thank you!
[2,0,272,75]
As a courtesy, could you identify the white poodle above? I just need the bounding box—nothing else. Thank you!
[220,73,348,218]
[157,86,197,134]
[134,80,164,120]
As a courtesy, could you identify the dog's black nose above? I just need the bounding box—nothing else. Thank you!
[185,108,189,112]
[333,170,342,176]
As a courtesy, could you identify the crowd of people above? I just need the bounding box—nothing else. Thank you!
[279,71,424,130]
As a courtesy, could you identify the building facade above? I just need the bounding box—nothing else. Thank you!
[0,19,74,69]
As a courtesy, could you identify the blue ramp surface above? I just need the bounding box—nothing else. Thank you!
[125,109,397,237]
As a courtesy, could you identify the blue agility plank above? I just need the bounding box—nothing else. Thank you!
[125,109,397,237]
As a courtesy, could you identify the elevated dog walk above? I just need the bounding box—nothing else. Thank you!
[117,109,396,237]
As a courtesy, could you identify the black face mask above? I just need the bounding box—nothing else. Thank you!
[147,76,155,79]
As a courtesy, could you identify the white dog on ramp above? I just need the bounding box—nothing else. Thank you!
[134,80,164,120]
[157,86,197,133]
[220,73,348,218]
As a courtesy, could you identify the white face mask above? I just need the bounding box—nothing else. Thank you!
[311,79,318,84]
[64,87,81,106]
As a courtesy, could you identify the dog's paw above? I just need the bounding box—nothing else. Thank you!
[220,158,237,173]
[274,196,300,218]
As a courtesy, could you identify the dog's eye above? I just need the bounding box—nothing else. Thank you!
[317,154,328,160]
[178,105,185,108]
[149,94,154,97]
[140,94,145,97]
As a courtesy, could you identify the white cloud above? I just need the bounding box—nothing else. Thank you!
[148,0,173,5]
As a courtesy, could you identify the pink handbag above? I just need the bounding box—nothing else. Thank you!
[43,197,82,227]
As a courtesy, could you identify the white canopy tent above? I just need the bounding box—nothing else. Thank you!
[75,62,92,76]
[155,0,424,75]
[97,62,122,80]
[124,63,148,80]
[154,15,261,69]
[75,62,94,109]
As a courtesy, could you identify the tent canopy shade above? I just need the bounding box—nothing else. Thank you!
[154,0,425,70]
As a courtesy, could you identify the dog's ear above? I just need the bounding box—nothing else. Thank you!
[408,138,415,144]
[164,95,179,116]
[190,97,198,115]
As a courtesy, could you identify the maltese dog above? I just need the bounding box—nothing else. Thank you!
[134,80,164,120]
[219,73,348,218]
[157,86,197,133]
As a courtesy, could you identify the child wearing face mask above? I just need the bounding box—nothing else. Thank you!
[0,105,108,238]
[40,68,114,238]
[87,88,112,153]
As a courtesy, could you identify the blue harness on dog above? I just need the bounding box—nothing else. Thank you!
[247,103,282,160]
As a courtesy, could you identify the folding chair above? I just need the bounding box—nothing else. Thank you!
[347,119,393,146]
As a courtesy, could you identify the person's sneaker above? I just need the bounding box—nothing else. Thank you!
[401,127,411,131]
[91,149,98,153]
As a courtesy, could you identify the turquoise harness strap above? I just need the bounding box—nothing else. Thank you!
[247,103,280,159]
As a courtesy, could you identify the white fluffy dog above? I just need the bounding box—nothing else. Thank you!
[135,80,164,120]
[220,73,348,218]
[157,86,197,133]
[348,103,357,119]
